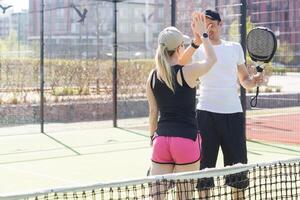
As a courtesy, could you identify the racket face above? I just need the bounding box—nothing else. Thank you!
[246,27,277,62]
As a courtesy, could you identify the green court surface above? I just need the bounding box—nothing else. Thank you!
[0,116,299,196]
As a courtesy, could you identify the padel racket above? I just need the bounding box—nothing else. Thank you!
[246,27,277,107]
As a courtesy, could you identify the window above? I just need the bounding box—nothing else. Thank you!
[119,7,127,18]
[119,23,129,34]
[134,8,143,18]
[134,23,144,33]
[285,11,289,21]
[158,7,164,19]
[71,23,79,34]
[56,0,64,7]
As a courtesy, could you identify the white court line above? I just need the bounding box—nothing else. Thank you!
[248,128,294,133]
[0,164,78,185]
[247,118,285,122]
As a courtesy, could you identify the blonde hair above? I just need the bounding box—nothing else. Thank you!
[155,27,184,92]
[155,45,175,92]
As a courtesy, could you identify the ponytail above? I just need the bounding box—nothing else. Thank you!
[155,44,175,93]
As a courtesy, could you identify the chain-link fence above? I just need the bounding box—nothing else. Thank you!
[0,0,168,127]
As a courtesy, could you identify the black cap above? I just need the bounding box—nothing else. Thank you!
[205,10,221,21]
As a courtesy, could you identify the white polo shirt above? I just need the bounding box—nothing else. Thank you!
[195,40,245,113]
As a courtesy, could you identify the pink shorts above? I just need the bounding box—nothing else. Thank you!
[151,134,201,165]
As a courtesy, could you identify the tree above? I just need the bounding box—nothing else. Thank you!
[274,41,295,65]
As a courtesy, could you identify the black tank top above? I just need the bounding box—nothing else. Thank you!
[151,65,198,141]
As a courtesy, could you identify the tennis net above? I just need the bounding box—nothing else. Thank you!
[1,157,299,200]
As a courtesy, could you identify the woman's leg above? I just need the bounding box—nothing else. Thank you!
[150,162,174,200]
[174,161,200,200]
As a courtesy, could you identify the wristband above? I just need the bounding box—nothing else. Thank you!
[191,40,200,49]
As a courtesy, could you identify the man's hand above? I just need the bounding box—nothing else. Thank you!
[248,65,269,86]
[253,72,268,86]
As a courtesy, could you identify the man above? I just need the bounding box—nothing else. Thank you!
[192,10,266,199]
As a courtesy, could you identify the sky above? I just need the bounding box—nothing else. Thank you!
[0,0,28,12]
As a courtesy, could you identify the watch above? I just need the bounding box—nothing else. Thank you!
[202,33,209,38]
[191,40,200,49]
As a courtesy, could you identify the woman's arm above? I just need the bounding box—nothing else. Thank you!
[178,12,202,65]
[146,71,158,141]
[178,40,201,65]
[183,13,217,86]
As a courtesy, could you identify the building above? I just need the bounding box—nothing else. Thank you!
[247,0,299,64]
[248,0,300,50]
[11,11,29,42]
[0,16,10,39]
[28,0,161,59]
[0,8,29,57]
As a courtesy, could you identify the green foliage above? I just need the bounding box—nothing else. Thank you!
[273,41,295,65]
[272,67,286,75]
[0,58,155,104]
[247,86,281,93]
[228,17,254,43]
[10,95,18,104]
[0,31,31,58]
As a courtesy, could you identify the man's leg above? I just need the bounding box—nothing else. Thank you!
[196,110,221,199]
[219,112,248,200]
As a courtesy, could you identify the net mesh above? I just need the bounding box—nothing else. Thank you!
[1,158,300,200]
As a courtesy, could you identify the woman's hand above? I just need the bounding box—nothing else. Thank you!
[192,12,207,38]
[191,12,202,46]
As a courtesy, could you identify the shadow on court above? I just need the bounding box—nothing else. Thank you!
[247,113,300,144]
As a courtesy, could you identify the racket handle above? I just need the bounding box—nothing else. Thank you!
[256,66,264,72]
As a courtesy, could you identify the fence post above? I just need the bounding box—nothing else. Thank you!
[113,1,118,127]
[40,0,45,133]
[215,0,219,11]
[171,0,176,26]
[240,0,247,130]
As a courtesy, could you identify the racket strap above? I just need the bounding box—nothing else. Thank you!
[250,86,260,107]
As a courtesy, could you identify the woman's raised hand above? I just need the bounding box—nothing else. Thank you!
[192,12,207,38]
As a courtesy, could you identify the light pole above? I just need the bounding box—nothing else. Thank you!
[95,0,125,127]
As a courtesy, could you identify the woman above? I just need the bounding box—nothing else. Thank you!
[146,12,217,199]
